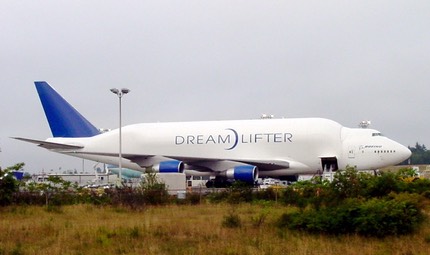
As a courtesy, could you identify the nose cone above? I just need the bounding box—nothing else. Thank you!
[399,145,412,162]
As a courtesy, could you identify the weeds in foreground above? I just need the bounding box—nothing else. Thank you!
[1,204,429,255]
[222,207,242,228]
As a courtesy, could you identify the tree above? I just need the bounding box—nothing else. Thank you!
[0,163,24,206]
[328,166,372,202]
[405,142,430,165]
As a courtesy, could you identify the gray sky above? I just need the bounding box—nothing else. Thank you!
[1,1,429,173]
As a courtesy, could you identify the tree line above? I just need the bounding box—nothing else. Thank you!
[404,142,430,165]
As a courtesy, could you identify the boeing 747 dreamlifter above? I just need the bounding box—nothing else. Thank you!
[14,81,411,185]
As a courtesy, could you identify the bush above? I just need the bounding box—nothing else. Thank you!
[254,187,279,201]
[207,189,230,203]
[354,197,423,237]
[184,192,202,205]
[222,208,242,228]
[278,199,360,234]
[107,187,146,209]
[0,164,22,206]
[226,181,254,204]
[207,181,254,204]
[282,180,328,210]
[278,195,424,237]
[141,185,170,205]
[403,178,430,194]
[138,170,170,206]
[366,172,400,198]
[328,167,373,202]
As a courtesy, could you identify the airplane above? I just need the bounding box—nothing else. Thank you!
[13,81,411,186]
[107,165,144,180]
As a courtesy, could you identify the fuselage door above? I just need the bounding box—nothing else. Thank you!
[321,157,338,172]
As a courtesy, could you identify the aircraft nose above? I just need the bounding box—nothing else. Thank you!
[399,144,412,162]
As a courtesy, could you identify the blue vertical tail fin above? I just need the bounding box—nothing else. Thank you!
[35,81,100,137]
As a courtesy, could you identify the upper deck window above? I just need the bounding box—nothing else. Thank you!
[372,133,383,137]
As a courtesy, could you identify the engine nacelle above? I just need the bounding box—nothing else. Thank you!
[152,160,184,173]
[225,165,259,183]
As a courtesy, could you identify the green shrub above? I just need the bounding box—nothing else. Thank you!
[366,172,400,198]
[403,178,430,194]
[129,226,140,239]
[0,164,22,206]
[253,187,278,201]
[184,192,202,205]
[222,209,242,228]
[329,167,373,201]
[282,180,328,210]
[278,199,360,234]
[353,198,423,237]
[142,185,170,205]
[226,181,254,204]
[278,196,424,237]
[137,170,171,206]
[422,190,430,199]
[207,189,230,203]
[251,208,270,228]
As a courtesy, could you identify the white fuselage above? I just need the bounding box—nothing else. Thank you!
[47,118,411,177]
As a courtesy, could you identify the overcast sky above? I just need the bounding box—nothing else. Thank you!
[1,1,429,173]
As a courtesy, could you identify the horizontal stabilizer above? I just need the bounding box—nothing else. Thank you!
[12,137,84,150]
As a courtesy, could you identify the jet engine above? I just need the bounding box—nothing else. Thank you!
[152,160,184,173]
[224,165,259,183]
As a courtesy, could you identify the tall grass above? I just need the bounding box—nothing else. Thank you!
[0,204,429,255]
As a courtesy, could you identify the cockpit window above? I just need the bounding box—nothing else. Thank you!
[372,133,383,137]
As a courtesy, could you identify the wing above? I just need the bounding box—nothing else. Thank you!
[13,137,301,177]
[171,156,291,171]
[68,152,294,173]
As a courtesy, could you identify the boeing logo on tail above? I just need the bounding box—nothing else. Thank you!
[13,81,411,187]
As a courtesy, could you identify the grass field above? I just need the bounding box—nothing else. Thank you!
[1,203,430,255]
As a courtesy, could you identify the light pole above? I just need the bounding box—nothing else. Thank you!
[110,88,130,186]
